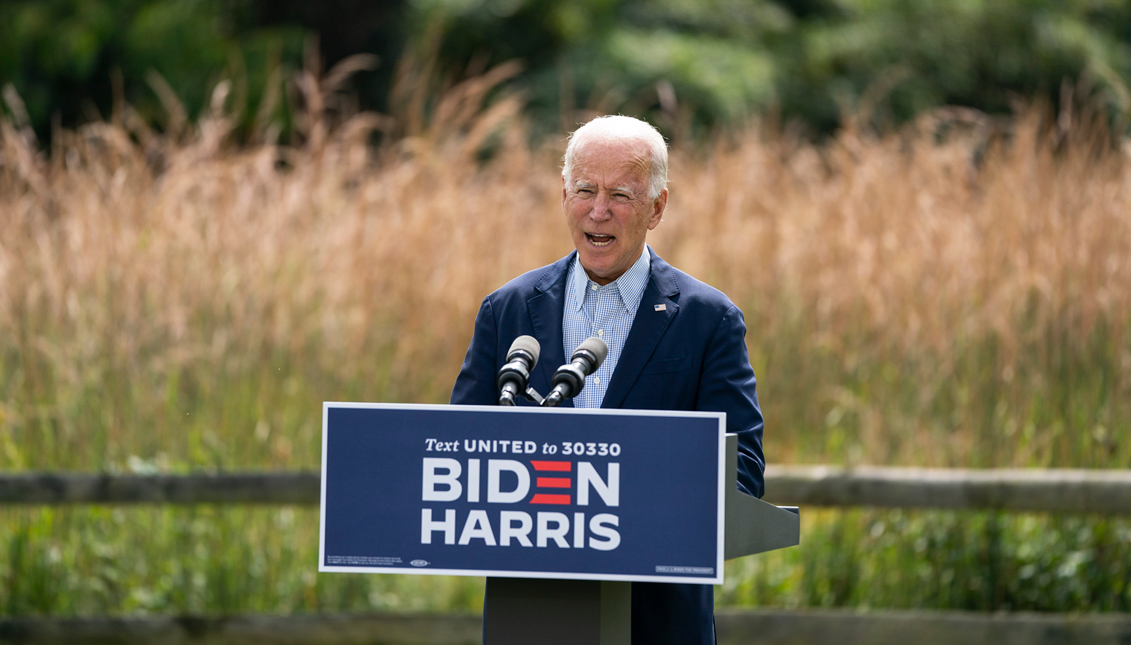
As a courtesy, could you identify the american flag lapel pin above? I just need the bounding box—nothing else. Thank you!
[654,304,666,311]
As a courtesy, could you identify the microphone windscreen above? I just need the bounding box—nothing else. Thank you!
[508,335,541,365]
[574,336,609,370]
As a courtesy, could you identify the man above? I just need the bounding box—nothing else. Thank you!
[451,115,765,644]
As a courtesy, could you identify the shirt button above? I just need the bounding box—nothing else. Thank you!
[594,377,601,385]
[591,285,598,291]
[597,329,604,337]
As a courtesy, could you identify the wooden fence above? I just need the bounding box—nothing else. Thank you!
[4,465,1129,644]
[3,466,1130,513]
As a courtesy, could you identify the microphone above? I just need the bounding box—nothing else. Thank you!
[497,335,541,406]
[542,337,609,407]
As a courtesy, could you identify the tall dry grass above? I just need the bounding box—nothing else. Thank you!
[0,65,1129,473]
[2,63,1130,618]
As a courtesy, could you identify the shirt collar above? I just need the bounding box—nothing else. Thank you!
[568,246,652,315]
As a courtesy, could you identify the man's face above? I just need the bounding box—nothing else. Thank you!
[562,138,667,285]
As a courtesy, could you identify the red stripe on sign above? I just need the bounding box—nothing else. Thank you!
[530,494,571,505]
[531,461,571,472]
[536,477,571,489]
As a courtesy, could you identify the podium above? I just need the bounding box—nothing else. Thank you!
[482,433,800,645]
[319,403,799,645]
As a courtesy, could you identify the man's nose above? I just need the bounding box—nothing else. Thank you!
[590,194,613,221]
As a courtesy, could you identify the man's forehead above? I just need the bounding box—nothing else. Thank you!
[571,148,651,182]
[571,172,643,189]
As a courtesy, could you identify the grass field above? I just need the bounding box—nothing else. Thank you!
[4,506,1129,616]
[1,68,1129,615]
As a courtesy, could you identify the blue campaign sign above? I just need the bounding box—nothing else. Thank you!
[319,403,725,584]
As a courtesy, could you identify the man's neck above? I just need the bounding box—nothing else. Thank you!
[581,247,646,285]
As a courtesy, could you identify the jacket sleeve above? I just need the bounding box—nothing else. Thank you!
[450,297,501,406]
[696,305,766,498]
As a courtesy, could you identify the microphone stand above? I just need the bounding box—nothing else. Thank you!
[487,344,623,645]
[523,386,546,406]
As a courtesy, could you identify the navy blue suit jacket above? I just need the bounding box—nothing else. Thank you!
[451,248,765,645]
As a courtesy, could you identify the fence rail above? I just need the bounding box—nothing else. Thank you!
[2,609,1129,645]
[762,465,1131,514]
[2,466,1130,513]
[0,472,319,506]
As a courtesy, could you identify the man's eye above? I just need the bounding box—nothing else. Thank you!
[578,188,594,195]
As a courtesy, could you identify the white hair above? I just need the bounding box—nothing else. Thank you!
[562,115,668,200]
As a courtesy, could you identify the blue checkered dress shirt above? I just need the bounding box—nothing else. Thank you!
[562,246,651,408]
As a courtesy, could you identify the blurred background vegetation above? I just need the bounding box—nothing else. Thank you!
[4,0,1131,142]
[2,0,1130,622]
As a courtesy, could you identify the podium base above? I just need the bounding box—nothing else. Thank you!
[483,577,631,645]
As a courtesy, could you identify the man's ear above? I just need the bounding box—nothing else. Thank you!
[561,175,568,207]
[648,188,668,230]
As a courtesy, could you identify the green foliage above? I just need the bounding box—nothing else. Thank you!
[749,306,1130,470]
[0,507,485,615]
[778,0,1131,132]
[2,507,1127,616]
[720,510,1131,612]
[4,0,1131,138]
[0,0,305,138]
[419,0,1131,135]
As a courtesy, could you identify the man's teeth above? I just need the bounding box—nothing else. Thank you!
[589,234,612,247]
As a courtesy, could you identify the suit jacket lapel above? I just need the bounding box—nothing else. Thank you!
[602,248,680,409]
[527,252,574,407]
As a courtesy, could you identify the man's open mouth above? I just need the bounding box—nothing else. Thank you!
[586,234,614,247]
